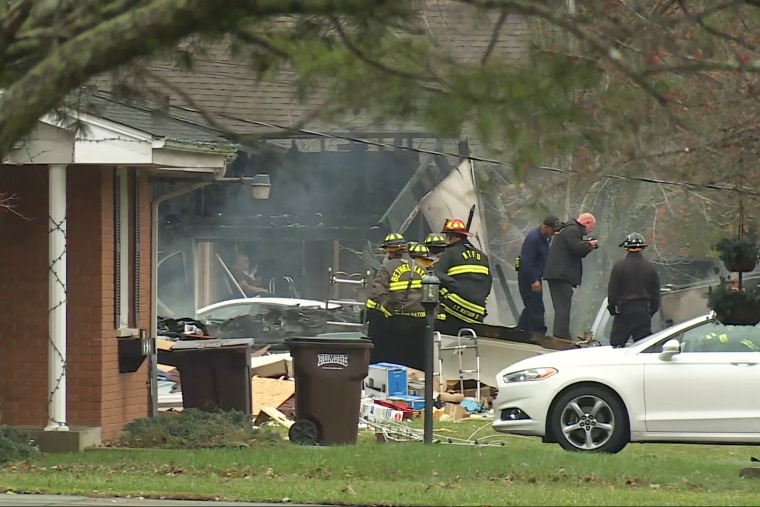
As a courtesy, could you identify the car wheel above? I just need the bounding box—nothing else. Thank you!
[549,385,629,454]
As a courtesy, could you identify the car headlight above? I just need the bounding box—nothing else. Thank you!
[502,367,558,383]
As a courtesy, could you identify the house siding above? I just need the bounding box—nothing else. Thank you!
[0,165,152,439]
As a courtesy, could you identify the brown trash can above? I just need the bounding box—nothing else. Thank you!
[285,334,373,446]
[158,338,254,415]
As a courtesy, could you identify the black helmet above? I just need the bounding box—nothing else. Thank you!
[408,242,434,259]
[620,232,647,249]
[379,232,406,249]
[424,233,447,249]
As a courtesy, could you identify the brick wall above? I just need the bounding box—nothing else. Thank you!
[98,168,153,437]
[0,166,48,425]
[0,165,152,439]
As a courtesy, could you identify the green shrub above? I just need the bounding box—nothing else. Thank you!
[0,426,38,464]
[707,277,760,325]
[119,409,280,449]
[713,237,759,271]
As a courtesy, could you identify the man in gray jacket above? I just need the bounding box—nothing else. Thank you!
[543,213,599,340]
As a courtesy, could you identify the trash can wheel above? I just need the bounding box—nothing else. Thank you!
[289,419,320,445]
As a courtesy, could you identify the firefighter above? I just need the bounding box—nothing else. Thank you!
[607,232,661,348]
[381,242,438,369]
[424,233,448,257]
[366,232,408,317]
[366,232,409,362]
[700,329,760,352]
[434,218,492,329]
[391,242,437,318]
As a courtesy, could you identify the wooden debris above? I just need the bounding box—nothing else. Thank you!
[156,338,176,351]
[251,376,295,416]
[251,345,271,357]
[257,406,294,429]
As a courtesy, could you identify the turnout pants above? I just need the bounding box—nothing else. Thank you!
[366,308,389,364]
[517,274,546,335]
[547,279,574,340]
[367,312,427,370]
[610,301,652,348]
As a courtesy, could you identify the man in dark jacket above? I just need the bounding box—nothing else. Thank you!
[517,216,561,334]
[544,212,599,340]
[607,232,661,347]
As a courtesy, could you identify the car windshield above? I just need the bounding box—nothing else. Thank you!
[643,318,760,353]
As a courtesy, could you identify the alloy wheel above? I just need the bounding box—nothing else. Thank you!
[559,394,615,451]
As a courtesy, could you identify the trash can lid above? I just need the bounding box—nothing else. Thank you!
[285,332,372,346]
[314,332,367,339]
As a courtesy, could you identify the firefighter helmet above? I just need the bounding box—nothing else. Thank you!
[620,232,647,249]
[408,242,434,259]
[442,218,471,236]
[380,232,406,249]
[424,233,447,248]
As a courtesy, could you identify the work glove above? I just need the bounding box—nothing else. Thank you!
[607,304,619,316]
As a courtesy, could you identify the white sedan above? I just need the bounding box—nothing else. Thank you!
[492,314,760,453]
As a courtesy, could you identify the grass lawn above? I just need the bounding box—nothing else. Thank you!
[1,419,760,506]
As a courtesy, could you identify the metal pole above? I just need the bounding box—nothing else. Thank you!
[46,164,69,432]
[150,181,213,417]
[423,308,435,444]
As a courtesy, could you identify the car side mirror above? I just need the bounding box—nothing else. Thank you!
[659,339,681,361]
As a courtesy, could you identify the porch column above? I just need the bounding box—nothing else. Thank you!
[46,164,69,432]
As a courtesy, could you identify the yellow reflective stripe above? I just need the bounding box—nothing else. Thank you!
[446,292,485,314]
[366,299,378,309]
[741,339,759,351]
[447,265,489,276]
[719,333,729,343]
[380,306,393,317]
[389,280,422,291]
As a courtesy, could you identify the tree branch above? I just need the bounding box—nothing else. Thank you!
[481,10,508,65]
[459,0,671,106]
[329,16,438,85]
[0,0,411,158]
[0,192,30,220]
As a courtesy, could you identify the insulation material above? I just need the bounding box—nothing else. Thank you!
[417,159,503,325]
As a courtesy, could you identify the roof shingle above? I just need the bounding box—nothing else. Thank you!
[94,0,529,142]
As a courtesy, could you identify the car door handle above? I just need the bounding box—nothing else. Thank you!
[731,362,758,366]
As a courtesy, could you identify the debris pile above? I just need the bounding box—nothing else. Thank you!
[362,363,496,424]
[157,303,362,353]
[154,316,497,437]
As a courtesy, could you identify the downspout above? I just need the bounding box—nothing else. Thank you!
[149,179,215,418]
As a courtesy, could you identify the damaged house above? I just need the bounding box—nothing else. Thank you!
[0,1,566,446]
[129,1,533,327]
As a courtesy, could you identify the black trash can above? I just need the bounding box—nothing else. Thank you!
[285,333,373,446]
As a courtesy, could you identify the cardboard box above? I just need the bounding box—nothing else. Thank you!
[463,387,493,403]
[250,353,291,379]
[444,402,469,421]
[360,398,405,423]
[365,363,408,398]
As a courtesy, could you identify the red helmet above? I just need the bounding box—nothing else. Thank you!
[442,218,471,236]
